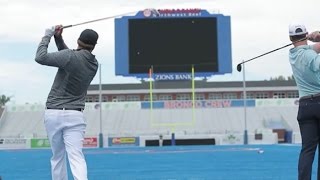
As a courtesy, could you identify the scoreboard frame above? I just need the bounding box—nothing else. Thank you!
[115,9,232,79]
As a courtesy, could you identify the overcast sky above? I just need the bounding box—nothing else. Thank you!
[1,0,319,104]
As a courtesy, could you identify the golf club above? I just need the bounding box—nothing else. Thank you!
[62,11,138,29]
[236,37,307,72]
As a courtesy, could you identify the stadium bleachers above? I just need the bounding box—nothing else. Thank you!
[0,110,45,138]
[0,102,300,139]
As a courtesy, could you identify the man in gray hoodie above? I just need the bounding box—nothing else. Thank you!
[35,25,99,180]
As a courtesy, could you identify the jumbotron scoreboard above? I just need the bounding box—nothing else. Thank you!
[115,9,232,80]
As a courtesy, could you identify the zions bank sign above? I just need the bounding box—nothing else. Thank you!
[155,73,192,81]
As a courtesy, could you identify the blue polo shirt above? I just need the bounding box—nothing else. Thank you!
[289,45,320,97]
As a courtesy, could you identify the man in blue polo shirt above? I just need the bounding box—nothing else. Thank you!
[289,24,320,180]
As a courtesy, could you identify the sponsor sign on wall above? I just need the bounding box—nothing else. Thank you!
[255,99,299,107]
[220,133,243,145]
[108,137,139,147]
[141,100,255,109]
[31,138,98,148]
[7,104,45,112]
[85,102,141,111]
[0,138,28,149]
[83,137,98,148]
[31,138,50,148]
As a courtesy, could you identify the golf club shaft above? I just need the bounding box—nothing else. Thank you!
[240,37,307,65]
[63,11,137,29]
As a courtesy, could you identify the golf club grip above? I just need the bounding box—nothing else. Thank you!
[62,25,73,29]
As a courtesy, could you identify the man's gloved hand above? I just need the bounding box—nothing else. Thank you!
[45,26,56,37]
[307,31,320,42]
[54,25,63,38]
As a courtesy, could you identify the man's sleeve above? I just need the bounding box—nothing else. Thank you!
[307,50,320,72]
[35,36,71,68]
[54,36,69,51]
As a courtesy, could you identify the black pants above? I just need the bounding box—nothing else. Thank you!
[298,96,320,180]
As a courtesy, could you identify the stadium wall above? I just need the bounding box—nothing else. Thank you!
[0,98,301,148]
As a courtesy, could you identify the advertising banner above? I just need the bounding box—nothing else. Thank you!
[31,138,50,148]
[141,102,164,109]
[31,138,99,148]
[83,137,98,148]
[0,138,28,149]
[141,100,255,109]
[6,104,45,112]
[108,137,139,147]
[220,133,243,145]
[255,99,299,107]
[85,102,141,111]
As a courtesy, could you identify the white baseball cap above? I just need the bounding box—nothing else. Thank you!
[289,24,307,36]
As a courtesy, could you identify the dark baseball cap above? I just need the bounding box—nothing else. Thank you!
[78,29,99,45]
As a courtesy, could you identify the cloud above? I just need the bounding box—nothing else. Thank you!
[0,58,56,103]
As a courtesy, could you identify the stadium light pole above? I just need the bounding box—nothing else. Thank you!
[98,63,103,148]
[242,60,248,145]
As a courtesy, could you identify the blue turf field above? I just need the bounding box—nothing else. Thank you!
[0,144,317,180]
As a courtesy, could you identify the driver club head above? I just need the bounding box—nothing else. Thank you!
[236,64,242,72]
